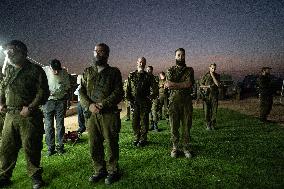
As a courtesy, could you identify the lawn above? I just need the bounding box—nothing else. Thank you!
[6,108,284,189]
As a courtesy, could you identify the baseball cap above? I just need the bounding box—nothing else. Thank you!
[50,59,62,70]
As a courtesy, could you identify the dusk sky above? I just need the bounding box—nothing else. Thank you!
[0,0,283,80]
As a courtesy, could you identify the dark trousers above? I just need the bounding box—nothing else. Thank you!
[132,102,150,142]
[259,95,273,120]
[77,102,86,132]
[43,100,66,151]
[87,112,121,174]
[203,96,218,126]
[168,96,192,150]
[0,111,44,178]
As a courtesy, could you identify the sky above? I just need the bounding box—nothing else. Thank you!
[0,0,283,80]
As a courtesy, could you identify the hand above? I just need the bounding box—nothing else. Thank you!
[89,103,102,114]
[0,104,6,113]
[20,106,30,117]
[164,81,175,89]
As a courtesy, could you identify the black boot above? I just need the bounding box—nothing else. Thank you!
[32,172,44,189]
[0,176,12,187]
[154,122,159,132]
[149,121,154,131]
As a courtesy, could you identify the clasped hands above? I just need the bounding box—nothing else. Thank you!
[89,103,103,114]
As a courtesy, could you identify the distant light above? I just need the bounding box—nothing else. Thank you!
[0,45,3,51]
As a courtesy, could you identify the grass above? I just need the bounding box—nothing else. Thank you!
[6,108,284,189]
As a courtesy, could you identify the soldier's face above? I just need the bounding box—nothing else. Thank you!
[159,74,165,79]
[4,45,25,66]
[175,50,185,61]
[146,67,153,74]
[94,46,107,60]
[137,58,146,70]
[209,65,216,73]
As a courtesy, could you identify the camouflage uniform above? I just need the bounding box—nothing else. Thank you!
[149,75,159,130]
[126,70,158,144]
[0,60,49,179]
[0,72,4,142]
[123,80,131,121]
[158,78,169,120]
[166,65,194,151]
[200,72,220,129]
[79,64,123,175]
[257,74,273,121]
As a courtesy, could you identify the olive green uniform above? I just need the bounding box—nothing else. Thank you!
[0,72,4,142]
[123,80,131,120]
[158,78,169,120]
[79,65,123,174]
[0,60,49,179]
[126,70,158,143]
[200,72,220,128]
[166,65,194,151]
[149,75,159,129]
[257,74,273,121]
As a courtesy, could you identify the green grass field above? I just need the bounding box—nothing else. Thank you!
[6,108,284,189]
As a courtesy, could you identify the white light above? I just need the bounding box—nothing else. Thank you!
[0,46,3,51]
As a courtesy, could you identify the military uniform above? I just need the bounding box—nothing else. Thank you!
[158,78,169,120]
[257,74,274,121]
[0,60,49,180]
[126,70,158,145]
[200,72,220,129]
[79,64,123,175]
[123,80,131,121]
[166,65,194,151]
[149,75,159,130]
[0,72,4,142]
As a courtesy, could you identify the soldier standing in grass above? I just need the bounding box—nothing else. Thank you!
[199,63,220,130]
[123,79,131,121]
[0,40,49,189]
[126,57,158,147]
[165,48,194,158]
[257,67,274,122]
[158,71,169,121]
[80,43,124,185]
[146,66,160,131]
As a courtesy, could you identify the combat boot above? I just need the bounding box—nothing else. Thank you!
[105,172,121,185]
[183,150,193,159]
[31,172,45,189]
[0,176,12,187]
[206,122,211,130]
[170,147,178,158]
[149,121,154,131]
[89,170,108,183]
[153,122,158,132]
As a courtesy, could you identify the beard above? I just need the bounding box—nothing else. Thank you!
[176,60,186,67]
[5,55,23,67]
[93,56,108,66]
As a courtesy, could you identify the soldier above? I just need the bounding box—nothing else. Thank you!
[80,43,124,185]
[257,67,274,122]
[43,59,71,156]
[146,66,160,131]
[126,57,158,147]
[123,79,131,121]
[74,75,86,134]
[0,72,4,142]
[158,71,169,120]
[199,63,220,130]
[0,40,49,189]
[165,48,194,158]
